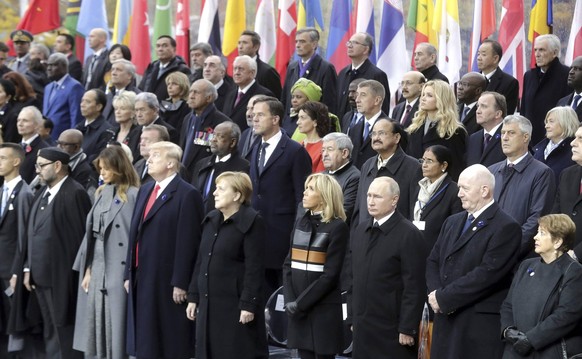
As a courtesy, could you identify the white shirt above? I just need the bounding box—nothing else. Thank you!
[46,175,68,204]
[470,199,495,219]
[154,173,177,199]
[484,122,503,137]
[507,152,528,167]
[262,130,283,164]
[238,80,256,95]
[3,176,22,203]
[374,211,395,227]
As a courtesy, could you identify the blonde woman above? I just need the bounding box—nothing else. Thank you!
[282,173,349,359]
[160,71,191,133]
[112,91,141,162]
[406,80,467,180]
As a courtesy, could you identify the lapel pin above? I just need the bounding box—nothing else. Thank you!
[161,194,167,201]
[527,267,535,276]
[114,198,121,205]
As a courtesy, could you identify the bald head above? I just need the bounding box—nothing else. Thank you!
[58,129,83,155]
[457,72,488,104]
[457,164,495,214]
[88,28,108,51]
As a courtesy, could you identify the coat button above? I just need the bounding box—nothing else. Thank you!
[443,275,448,280]
[205,294,208,297]
[115,224,120,228]
[257,194,262,199]
[446,256,452,262]
[214,233,218,237]
[208,252,212,256]
[121,261,126,265]
[205,273,208,277]
[119,243,123,246]
[573,211,578,216]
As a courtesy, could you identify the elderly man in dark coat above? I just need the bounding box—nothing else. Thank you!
[427,164,521,359]
[124,142,203,359]
[349,177,427,358]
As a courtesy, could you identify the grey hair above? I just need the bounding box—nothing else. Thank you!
[194,79,218,102]
[19,105,44,126]
[112,59,136,79]
[545,107,579,138]
[48,52,68,71]
[503,114,532,138]
[322,132,354,156]
[234,55,257,73]
[31,43,50,59]
[135,92,160,111]
[190,42,213,56]
[536,34,561,55]
[296,27,320,42]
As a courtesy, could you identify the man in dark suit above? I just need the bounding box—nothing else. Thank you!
[0,144,33,358]
[188,42,212,83]
[553,126,582,261]
[352,118,421,226]
[413,43,449,83]
[350,80,388,169]
[322,132,360,222]
[56,129,99,194]
[557,56,582,122]
[281,27,337,115]
[180,79,231,176]
[238,95,263,161]
[124,141,203,359]
[76,89,114,161]
[341,78,365,134]
[222,55,274,131]
[427,164,521,359]
[18,147,91,358]
[488,115,555,258]
[17,106,49,183]
[476,39,519,115]
[202,55,234,113]
[349,177,427,358]
[53,33,82,82]
[103,59,140,124]
[82,28,109,90]
[249,97,311,297]
[237,30,282,99]
[457,72,488,135]
[134,125,170,185]
[43,53,84,140]
[391,71,425,129]
[467,91,507,167]
[337,32,390,120]
[191,122,249,214]
[521,34,572,144]
[134,92,178,144]
[138,36,191,103]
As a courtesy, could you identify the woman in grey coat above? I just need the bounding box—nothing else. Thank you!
[73,146,140,359]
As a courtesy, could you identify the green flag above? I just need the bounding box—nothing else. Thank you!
[152,0,172,60]
[63,0,81,35]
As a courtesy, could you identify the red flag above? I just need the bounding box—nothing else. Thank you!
[175,0,190,65]
[275,0,297,83]
[129,0,151,75]
[16,0,60,34]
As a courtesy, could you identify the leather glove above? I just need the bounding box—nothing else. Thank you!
[504,327,526,344]
[284,301,299,318]
[513,337,533,357]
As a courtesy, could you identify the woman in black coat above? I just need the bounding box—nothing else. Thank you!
[159,71,190,134]
[406,80,467,180]
[0,79,22,143]
[410,145,463,248]
[532,106,578,184]
[283,173,349,359]
[501,214,582,358]
[186,172,268,359]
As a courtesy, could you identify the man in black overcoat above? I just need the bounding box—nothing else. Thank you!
[557,56,582,122]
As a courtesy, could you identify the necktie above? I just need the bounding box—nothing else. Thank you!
[182,114,198,164]
[363,121,371,140]
[461,106,470,122]
[402,105,412,125]
[373,221,380,228]
[203,169,215,199]
[258,142,270,174]
[234,91,244,108]
[348,112,359,134]
[141,163,148,180]
[483,133,492,150]
[462,214,475,234]
[1,186,9,216]
[573,94,582,111]
[49,82,58,102]
[86,54,98,88]
[143,184,160,219]
[40,191,50,211]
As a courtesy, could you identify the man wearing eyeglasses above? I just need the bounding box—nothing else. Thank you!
[56,129,99,194]
[12,147,91,358]
[336,32,390,120]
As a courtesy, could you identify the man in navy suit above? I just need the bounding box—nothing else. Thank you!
[476,39,519,115]
[237,30,282,99]
[43,53,84,141]
[467,91,506,167]
[557,56,582,122]
[427,164,521,359]
[391,71,425,129]
[281,27,337,115]
[82,28,109,90]
[249,96,311,297]
[125,141,203,359]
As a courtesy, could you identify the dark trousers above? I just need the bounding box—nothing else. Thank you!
[298,349,335,359]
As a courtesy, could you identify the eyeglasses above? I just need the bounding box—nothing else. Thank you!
[56,141,77,147]
[35,161,55,170]
[418,158,436,165]
[370,130,390,137]
[346,40,365,47]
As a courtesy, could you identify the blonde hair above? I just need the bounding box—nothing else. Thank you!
[538,214,576,252]
[113,91,137,110]
[407,80,464,139]
[304,173,346,222]
[165,72,190,100]
[148,141,183,173]
[545,106,580,139]
[215,171,253,206]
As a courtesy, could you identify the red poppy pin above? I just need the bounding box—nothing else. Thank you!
[25,145,32,153]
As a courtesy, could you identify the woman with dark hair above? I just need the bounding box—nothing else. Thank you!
[73,146,140,359]
[2,71,40,109]
[0,79,21,143]
[283,173,348,359]
[104,44,132,91]
[501,214,582,358]
[159,71,191,133]
[411,145,463,247]
[297,101,331,173]
[187,171,268,359]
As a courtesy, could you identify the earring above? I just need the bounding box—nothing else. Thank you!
[441,169,445,172]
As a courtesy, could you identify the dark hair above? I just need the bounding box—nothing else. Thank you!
[0,143,25,162]
[482,38,503,59]
[297,101,330,138]
[2,72,36,102]
[157,35,176,48]
[377,118,409,150]
[43,118,54,131]
[58,33,75,49]
[90,89,107,112]
[109,44,132,61]
[0,79,16,101]
[0,42,9,53]
[481,91,508,118]
[93,146,139,201]
[253,96,284,125]
[241,30,261,47]
[425,145,453,173]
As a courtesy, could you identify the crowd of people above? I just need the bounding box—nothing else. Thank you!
[0,24,582,359]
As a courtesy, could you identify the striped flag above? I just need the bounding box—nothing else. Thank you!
[297,0,325,30]
[356,0,376,63]
[378,0,408,110]
[198,0,222,57]
[469,0,496,71]
[129,0,150,75]
[255,0,276,65]
[113,0,132,45]
[326,0,352,70]
[275,0,297,83]
[152,0,172,60]
[175,0,190,63]
[566,0,582,66]
[63,0,85,62]
[433,0,462,83]
[407,0,437,68]
[498,0,526,96]
[223,0,246,75]
[528,0,553,68]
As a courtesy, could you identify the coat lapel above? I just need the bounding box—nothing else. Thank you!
[449,205,496,254]
[142,176,178,223]
[260,135,287,176]
[0,180,22,226]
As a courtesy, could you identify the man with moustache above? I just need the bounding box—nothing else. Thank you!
[456,72,488,135]
[557,56,582,121]
[391,71,425,129]
[466,92,507,167]
[7,30,32,74]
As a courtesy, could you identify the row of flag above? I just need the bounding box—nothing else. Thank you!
[10,0,582,92]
